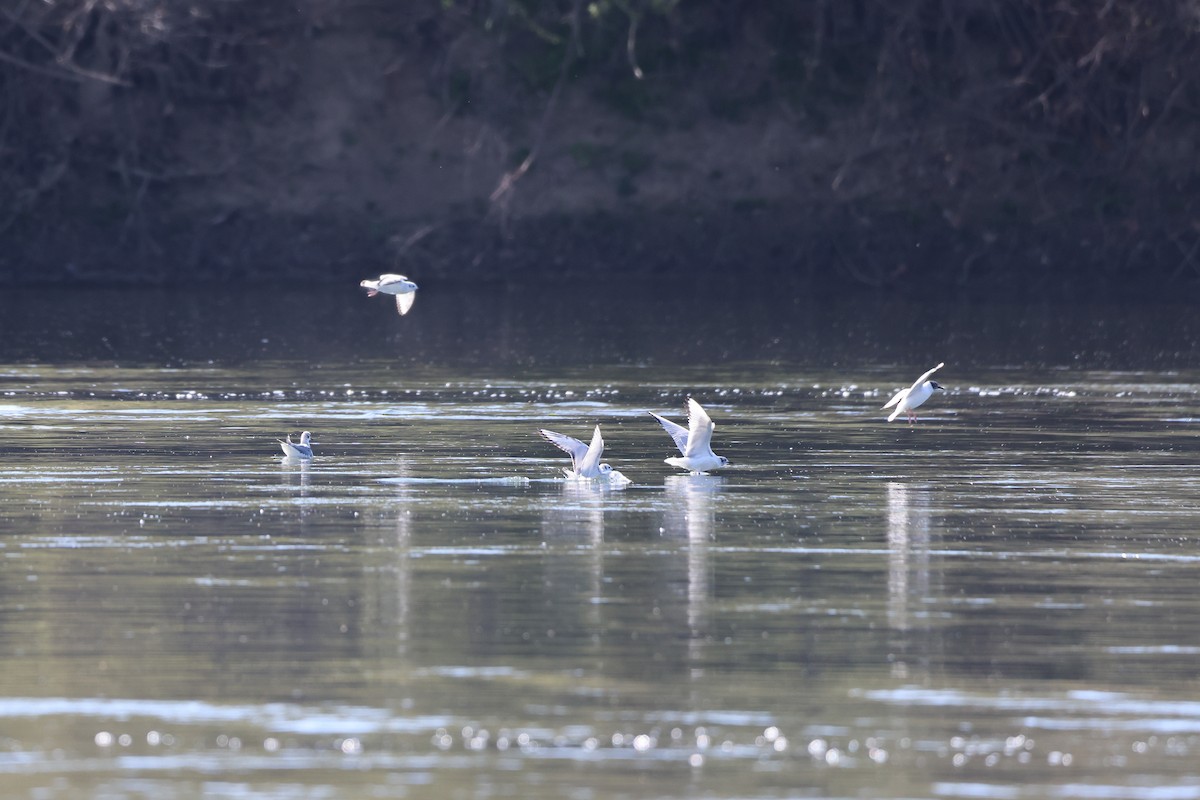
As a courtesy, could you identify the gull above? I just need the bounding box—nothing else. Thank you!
[649,397,730,474]
[360,273,418,316]
[538,425,630,483]
[278,431,315,459]
[883,362,945,423]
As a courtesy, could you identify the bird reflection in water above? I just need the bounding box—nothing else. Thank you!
[662,474,723,671]
[384,457,413,653]
[541,480,611,630]
[356,457,414,658]
[886,481,934,678]
[279,455,311,495]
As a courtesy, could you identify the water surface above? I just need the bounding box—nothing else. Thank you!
[1,285,1199,798]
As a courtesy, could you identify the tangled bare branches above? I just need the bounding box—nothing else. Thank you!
[871,1,1199,159]
[0,0,304,237]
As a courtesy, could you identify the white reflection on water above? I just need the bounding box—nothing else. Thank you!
[278,457,310,494]
[936,783,1200,800]
[886,481,946,681]
[662,475,721,667]
[378,476,532,486]
[0,696,446,734]
[860,687,1200,721]
[542,481,607,629]
[886,482,931,633]
[389,457,413,649]
[543,481,607,545]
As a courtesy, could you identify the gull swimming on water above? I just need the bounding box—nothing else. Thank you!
[883,362,945,423]
[649,397,730,474]
[538,425,630,483]
[360,274,418,316]
[279,431,315,459]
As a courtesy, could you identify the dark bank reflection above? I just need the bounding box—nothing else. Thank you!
[2,285,1199,371]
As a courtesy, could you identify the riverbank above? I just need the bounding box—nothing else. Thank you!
[1,3,1196,298]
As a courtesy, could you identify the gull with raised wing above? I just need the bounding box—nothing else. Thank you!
[360,273,419,316]
[279,431,316,459]
[883,362,945,423]
[649,397,730,474]
[538,425,630,483]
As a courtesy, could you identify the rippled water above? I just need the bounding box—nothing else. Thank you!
[2,285,1200,799]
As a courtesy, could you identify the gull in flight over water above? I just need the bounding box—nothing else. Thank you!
[649,397,730,474]
[360,274,418,316]
[538,425,630,483]
[279,431,316,459]
[883,362,945,423]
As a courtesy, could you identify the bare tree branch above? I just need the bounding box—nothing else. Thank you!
[489,0,585,211]
[0,46,129,86]
[389,224,437,259]
[626,11,643,80]
[612,0,645,79]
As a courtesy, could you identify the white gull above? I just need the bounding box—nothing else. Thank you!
[649,397,729,474]
[882,362,945,423]
[278,431,315,459]
[538,425,630,483]
[360,273,418,316]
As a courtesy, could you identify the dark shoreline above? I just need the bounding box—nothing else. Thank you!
[5,206,1197,303]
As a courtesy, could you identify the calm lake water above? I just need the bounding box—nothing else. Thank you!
[2,283,1200,799]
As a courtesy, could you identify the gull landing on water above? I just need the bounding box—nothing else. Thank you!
[279,431,315,459]
[883,362,945,423]
[538,425,631,484]
[650,397,730,474]
[360,274,418,316]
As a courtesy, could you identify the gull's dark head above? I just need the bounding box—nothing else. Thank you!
[718,456,730,467]
[930,381,944,391]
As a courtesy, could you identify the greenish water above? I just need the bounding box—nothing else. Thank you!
[2,286,1200,798]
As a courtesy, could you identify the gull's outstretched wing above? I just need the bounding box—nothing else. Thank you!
[395,292,416,315]
[882,388,909,410]
[908,362,945,392]
[539,428,589,471]
[649,411,690,456]
[683,398,716,458]
[576,426,605,477]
